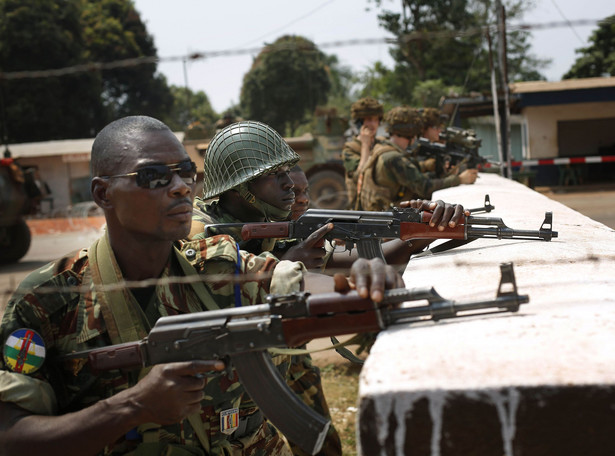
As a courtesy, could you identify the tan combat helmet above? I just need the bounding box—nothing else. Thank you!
[202,121,300,201]
[350,97,384,120]
[420,107,448,129]
[385,106,424,139]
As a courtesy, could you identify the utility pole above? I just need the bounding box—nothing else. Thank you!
[487,29,504,177]
[496,0,512,178]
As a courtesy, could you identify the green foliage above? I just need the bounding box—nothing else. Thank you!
[411,79,463,107]
[564,15,615,79]
[80,0,173,123]
[0,0,176,143]
[240,35,332,136]
[163,85,217,133]
[363,0,548,104]
[0,0,102,141]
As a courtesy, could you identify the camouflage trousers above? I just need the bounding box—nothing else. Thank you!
[286,352,342,456]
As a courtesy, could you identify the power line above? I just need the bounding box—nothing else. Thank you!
[235,0,338,48]
[0,18,610,82]
[549,0,585,44]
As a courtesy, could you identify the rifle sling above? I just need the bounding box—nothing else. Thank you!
[428,237,478,254]
[269,334,366,362]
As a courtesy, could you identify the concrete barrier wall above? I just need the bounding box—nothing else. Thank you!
[358,173,615,456]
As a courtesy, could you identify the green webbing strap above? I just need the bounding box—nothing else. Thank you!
[89,232,149,345]
[330,336,366,365]
[173,246,221,311]
[268,334,365,361]
[173,246,221,453]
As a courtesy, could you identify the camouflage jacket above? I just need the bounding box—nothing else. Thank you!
[191,199,341,456]
[341,137,387,210]
[0,234,303,456]
[359,140,460,210]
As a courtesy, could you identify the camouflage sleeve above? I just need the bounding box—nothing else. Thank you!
[269,260,307,295]
[0,370,57,415]
[0,284,57,415]
[341,140,361,175]
[189,235,305,306]
[385,154,461,200]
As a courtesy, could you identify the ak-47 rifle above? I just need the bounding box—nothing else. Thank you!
[235,207,558,261]
[61,263,528,455]
[468,194,495,214]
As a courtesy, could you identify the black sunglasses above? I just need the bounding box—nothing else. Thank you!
[101,160,197,189]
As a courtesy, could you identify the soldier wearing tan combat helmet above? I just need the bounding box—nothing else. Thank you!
[341,97,386,210]
[357,106,477,212]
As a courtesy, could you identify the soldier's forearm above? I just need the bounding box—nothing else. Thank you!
[0,390,143,456]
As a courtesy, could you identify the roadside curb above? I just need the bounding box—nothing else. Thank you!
[26,217,106,236]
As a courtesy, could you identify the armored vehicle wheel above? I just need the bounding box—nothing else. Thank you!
[0,219,31,264]
[309,170,348,210]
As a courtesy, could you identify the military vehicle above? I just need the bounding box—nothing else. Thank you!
[286,110,349,210]
[0,149,48,263]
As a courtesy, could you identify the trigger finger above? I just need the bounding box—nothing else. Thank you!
[305,223,333,247]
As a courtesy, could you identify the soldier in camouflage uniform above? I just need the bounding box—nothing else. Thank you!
[415,107,451,175]
[190,121,331,270]
[0,116,399,456]
[189,122,342,456]
[419,107,447,143]
[358,106,477,211]
[341,97,385,210]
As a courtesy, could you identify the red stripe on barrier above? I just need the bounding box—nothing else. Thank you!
[488,155,615,167]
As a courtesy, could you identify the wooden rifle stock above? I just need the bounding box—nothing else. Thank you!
[242,221,290,240]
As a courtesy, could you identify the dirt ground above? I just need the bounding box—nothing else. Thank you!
[536,184,615,230]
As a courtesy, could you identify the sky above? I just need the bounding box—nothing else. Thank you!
[131,0,614,113]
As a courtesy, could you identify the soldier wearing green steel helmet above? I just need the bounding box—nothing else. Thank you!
[342,97,386,210]
[190,121,343,456]
[357,106,477,211]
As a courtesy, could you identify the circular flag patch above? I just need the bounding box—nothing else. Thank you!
[3,328,46,374]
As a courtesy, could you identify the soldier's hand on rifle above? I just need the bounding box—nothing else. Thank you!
[459,168,478,184]
[334,257,404,303]
[127,360,225,425]
[421,157,437,173]
[279,223,333,269]
[399,199,469,231]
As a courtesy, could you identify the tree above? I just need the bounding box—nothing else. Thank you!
[363,0,548,105]
[0,0,174,143]
[0,0,102,142]
[162,85,217,133]
[240,35,331,136]
[81,0,173,126]
[564,15,615,79]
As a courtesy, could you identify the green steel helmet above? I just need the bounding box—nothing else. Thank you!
[202,120,300,200]
[350,97,384,120]
[385,106,423,139]
[420,107,448,129]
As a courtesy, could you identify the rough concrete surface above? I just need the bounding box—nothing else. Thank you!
[358,173,615,456]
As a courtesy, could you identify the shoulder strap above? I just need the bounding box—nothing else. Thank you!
[88,232,149,345]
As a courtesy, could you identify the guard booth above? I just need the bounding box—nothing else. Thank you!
[357,173,615,455]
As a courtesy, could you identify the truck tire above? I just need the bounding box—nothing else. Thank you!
[308,170,348,210]
[0,219,32,264]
